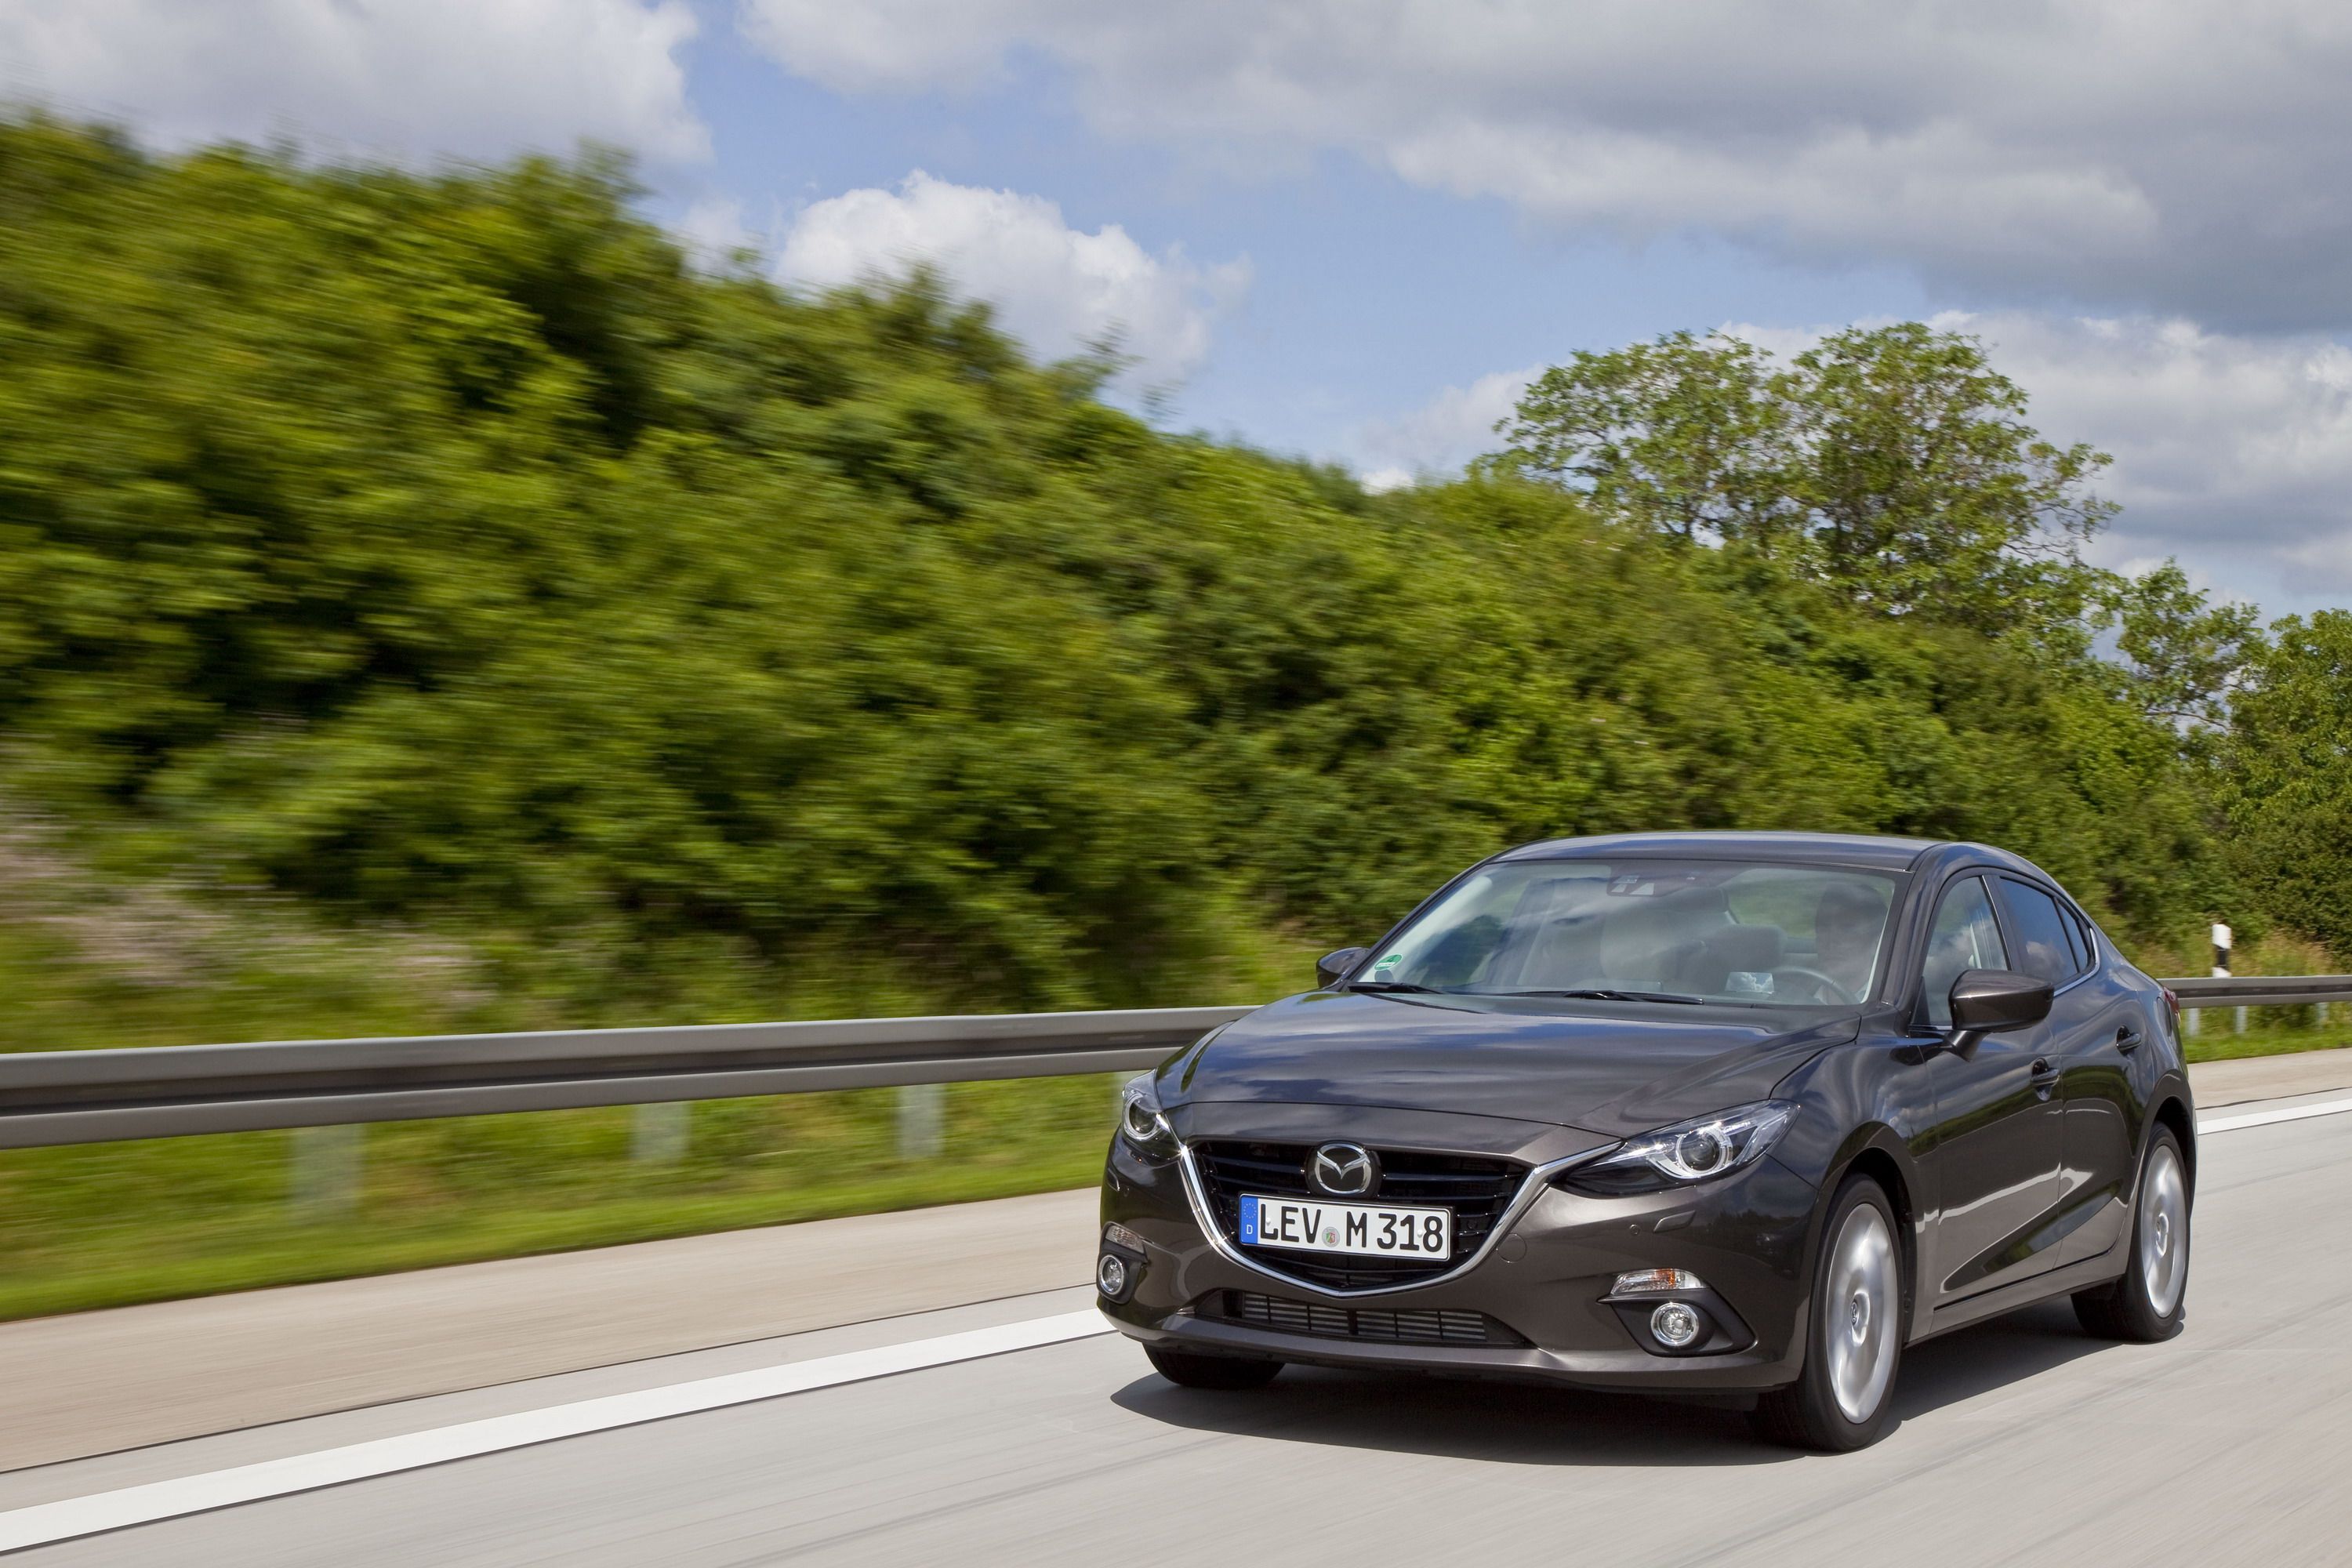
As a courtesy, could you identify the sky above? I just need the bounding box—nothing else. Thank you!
[5,0,2350,616]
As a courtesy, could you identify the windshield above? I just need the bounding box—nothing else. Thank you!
[1357,858,1898,1007]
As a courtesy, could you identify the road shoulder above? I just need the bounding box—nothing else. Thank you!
[0,1187,1097,1472]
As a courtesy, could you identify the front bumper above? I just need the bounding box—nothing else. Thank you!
[1098,1106,1821,1392]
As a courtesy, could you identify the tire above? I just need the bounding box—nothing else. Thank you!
[1144,1345,1283,1389]
[2073,1126,2190,1343]
[1755,1175,1904,1451]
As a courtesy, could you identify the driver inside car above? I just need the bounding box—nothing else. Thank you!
[1813,882,1890,999]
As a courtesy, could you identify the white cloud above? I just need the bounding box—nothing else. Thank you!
[775,171,1248,386]
[739,0,1054,94]
[0,0,707,162]
[1934,313,2352,601]
[1348,366,1537,481]
[676,196,760,268]
[739,0,2352,330]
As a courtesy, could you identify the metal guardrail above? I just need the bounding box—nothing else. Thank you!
[2165,975,2352,1007]
[0,1007,1255,1150]
[0,977,2342,1150]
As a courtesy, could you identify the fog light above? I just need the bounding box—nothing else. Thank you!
[1097,1253,1130,1298]
[1650,1301,1702,1348]
[1613,1268,1704,1295]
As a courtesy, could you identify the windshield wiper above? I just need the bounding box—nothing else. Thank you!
[1342,981,1449,994]
[1498,988,1709,1005]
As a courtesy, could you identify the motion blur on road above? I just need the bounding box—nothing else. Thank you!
[6,2,2352,1563]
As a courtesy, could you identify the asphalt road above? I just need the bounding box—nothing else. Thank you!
[8,1094,2348,1566]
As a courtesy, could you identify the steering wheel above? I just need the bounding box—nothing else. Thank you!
[1770,966,1859,1005]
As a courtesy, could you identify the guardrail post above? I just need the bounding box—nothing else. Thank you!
[632,1102,689,1164]
[897,1083,945,1160]
[289,1124,362,1218]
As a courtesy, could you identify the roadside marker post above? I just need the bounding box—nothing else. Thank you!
[2214,923,2243,1036]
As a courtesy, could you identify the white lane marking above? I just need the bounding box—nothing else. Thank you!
[2198,1094,2352,1135]
[0,1308,1113,1555]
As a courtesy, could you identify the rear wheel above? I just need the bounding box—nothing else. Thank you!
[1755,1175,1903,1451]
[2074,1127,2189,1342]
[1144,1345,1283,1389]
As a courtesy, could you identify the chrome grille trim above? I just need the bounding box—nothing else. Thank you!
[1174,1132,1620,1300]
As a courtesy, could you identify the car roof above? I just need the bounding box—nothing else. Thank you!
[1494,829,1945,872]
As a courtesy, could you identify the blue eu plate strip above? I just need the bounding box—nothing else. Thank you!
[1240,1194,1261,1245]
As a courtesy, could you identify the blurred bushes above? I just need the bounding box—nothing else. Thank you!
[0,118,2238,1033]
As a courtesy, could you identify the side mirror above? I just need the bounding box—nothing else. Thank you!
[1948,968,2053,1036]
[1316,946,1370,989]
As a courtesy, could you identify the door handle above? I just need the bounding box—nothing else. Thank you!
[2115,1026,2144,1054]
[2031,1058,2059,1100]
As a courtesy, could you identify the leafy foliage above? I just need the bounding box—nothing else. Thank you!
[2224,612,2352,953]
[0,118,2295,1033]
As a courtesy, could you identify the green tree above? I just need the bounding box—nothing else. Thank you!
[2098,562,2262,731]
[1497,323,2116,635]
[1494,330,1798,545]
[2224,612,2352,951]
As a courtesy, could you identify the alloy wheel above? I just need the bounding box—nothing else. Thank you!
[1824,1201,1898,1424]
[2140,1142,2189,1317]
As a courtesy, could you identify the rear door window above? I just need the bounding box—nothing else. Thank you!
[2070,907,2101,967]
[2058,909,2089,972]
[1922,877,2007,1028]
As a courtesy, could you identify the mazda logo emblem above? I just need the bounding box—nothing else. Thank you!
[1308,1142,1379,1197]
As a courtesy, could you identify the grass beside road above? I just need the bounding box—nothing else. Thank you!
[2182,1017,2352,1063]
[0,1076,1123,1322]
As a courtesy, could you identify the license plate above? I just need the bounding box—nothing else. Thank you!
[1239,1193,1452,1259]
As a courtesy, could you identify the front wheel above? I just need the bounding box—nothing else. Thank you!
[1755,1175,1904,1451]
[2074,1126,2189,1342]
[1144,1345,1283,1389]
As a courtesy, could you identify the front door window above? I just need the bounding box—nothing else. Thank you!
[1921,876,2005,1027]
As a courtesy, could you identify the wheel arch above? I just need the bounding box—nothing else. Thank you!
[1818,1127,1921,1336]
[2149,1091,2196,1200]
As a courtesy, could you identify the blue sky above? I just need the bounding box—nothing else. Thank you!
[6,0,2350,615]
[683,39,1936,463]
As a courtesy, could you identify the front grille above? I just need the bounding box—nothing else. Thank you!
[1192,1140,1525,1290]
[1207,1290,1526,1347]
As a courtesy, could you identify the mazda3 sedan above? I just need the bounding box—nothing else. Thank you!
[1096,832,2193,1450]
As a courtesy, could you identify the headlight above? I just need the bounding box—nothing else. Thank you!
[1118,1075,1178,1159]
[1562,1101,1798,1195]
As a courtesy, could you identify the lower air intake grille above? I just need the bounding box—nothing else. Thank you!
[1210,1290,1526,1347]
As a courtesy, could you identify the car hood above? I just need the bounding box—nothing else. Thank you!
[1160,990,1858,1138]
